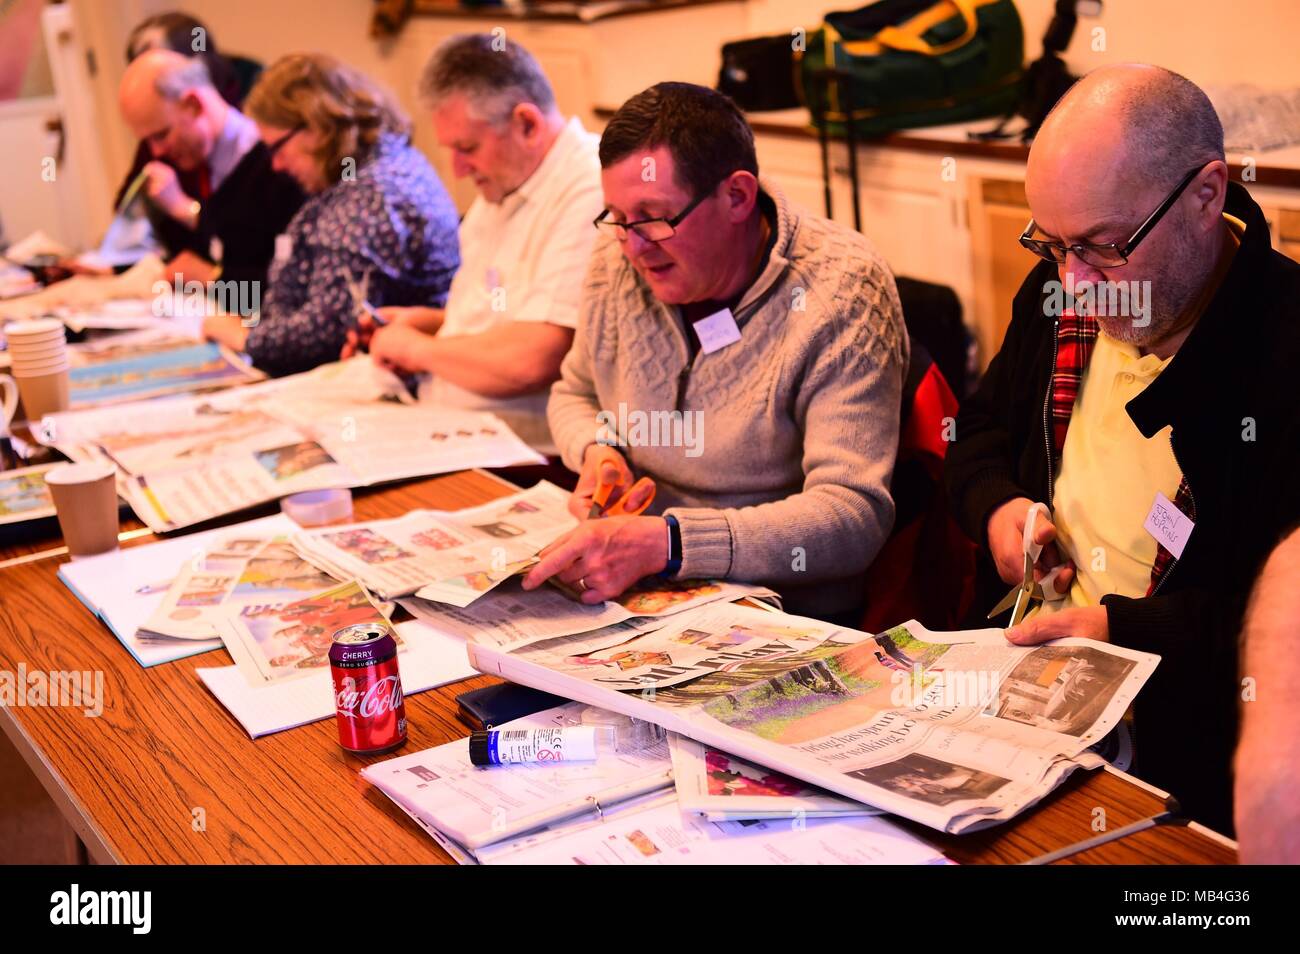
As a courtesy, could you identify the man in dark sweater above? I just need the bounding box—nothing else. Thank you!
[117,49,302,289]
[945,64,1300,834]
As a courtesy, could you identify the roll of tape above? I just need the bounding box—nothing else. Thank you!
[281,488,353,527]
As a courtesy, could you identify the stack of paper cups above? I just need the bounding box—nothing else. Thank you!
[3,318,70,421]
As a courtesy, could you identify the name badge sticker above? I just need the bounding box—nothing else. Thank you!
[1144,491,1194,560]
[692,308,742,355]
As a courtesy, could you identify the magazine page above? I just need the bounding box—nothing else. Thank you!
[360,702,672,851]
[0,463,57,525]
[667,733,880,821]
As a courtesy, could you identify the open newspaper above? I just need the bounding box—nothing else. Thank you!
[467,602,1160,833]
[400,575,778,650]
[290,481,576,604]
[37,357,543,531]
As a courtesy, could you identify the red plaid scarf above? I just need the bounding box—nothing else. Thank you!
[1048,310,1194,596]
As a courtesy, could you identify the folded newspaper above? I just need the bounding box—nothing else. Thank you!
[400,575,779,650]
[466,602,1160,833]
[138,533,338,641]
[290,481,576,604]
[37,357,543,531]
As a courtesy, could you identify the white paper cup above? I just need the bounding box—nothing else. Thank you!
[45,461,120,558]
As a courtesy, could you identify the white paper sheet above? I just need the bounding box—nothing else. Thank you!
[194,619,478,738]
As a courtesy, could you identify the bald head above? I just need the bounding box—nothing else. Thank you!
[1030,64,1223,197]
[118,48,224,170]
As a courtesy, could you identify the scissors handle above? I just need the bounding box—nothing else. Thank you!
[588,475,655,519]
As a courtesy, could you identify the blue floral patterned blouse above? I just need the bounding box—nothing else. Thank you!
[245,132,460,376]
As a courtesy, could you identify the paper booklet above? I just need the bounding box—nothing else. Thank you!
[469,791,948,866]
[668,733,881,821]
[139,534,339,641]
[38,356,543,531]
[67,339,262,408]
[196,618,476,738]
[215,579,396,687]
[362,702,674,856]
[291,481,576,604]
[400,575,779,651]
[56,513,299,667]
[0,463,57,525]
[466,601,1161,834]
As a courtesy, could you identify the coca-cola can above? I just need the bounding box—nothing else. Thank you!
[330,621,407,754]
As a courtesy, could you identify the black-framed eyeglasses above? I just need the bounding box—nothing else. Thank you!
[593,178,724,243]
[266,125,305,157]
[1019,163,1206,268]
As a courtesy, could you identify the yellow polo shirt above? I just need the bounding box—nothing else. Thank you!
[1051,334,1181,609]
[1043,215,1244,612]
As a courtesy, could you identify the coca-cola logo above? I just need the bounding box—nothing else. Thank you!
[336,675,403,719]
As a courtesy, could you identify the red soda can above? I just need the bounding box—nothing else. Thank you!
[330,621,407,754]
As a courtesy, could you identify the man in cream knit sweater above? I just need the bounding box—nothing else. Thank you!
[522,83,908,622]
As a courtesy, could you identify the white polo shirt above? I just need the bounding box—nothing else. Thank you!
[419,117,602,454]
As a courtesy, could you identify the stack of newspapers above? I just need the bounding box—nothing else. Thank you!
[363,702,947,865]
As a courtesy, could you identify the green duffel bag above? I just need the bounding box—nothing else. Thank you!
[798,0,1025,138]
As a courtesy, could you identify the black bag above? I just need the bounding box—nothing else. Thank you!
[718,33,802,112]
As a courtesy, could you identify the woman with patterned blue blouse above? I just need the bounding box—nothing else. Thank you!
[202,53,459,376]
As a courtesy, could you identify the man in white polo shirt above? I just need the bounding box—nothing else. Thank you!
[344,34,600,454]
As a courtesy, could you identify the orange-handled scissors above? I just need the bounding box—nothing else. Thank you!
[587,474,656,519]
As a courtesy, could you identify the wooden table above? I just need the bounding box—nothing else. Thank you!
[0,468,1236,864]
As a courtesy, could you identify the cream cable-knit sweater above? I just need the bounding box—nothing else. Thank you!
[548,183,908,617]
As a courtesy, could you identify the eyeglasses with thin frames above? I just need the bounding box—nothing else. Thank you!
[1019,163,1208,268]
[592,177,727,243]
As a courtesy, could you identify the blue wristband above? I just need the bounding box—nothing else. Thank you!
[660,513,683,577]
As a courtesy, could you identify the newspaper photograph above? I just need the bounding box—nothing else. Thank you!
[216,579,395,686]
[467,605,1160,833]
[292,481,576,603]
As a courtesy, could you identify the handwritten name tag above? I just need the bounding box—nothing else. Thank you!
[1144,491,1194,560]
[692,308,742,355]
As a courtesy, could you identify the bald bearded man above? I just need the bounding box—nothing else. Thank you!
[945,64,1300,833]
[118,49,302,287]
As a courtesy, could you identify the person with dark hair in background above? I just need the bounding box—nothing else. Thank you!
[522,82,908,623]
[201,53,459,376]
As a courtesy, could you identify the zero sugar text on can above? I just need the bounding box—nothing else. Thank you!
[330,621,407,754]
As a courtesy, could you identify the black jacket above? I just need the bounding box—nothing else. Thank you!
[944,182,1300,833]
[149,141,304,288]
